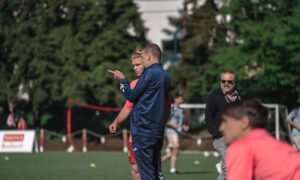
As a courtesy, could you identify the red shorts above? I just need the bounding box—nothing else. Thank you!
[128,134,136,164]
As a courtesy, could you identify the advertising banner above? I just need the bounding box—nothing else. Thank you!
[0,130,36,152]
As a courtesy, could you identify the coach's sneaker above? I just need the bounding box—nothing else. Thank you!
[159,171,164,180]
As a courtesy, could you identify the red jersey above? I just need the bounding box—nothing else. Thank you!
[226,129,300,180]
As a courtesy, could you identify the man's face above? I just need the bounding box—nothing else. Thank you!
[220,73,235,93]
[174,96,184,105]
[132,57,144,77]
[219,115,246,145]
[141,51,149,68]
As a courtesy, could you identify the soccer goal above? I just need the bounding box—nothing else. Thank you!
[66,99,122,151]
[179,103,291,143]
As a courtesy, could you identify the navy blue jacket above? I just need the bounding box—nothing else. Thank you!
[120,63,170,138]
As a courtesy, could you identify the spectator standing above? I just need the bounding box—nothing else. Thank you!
[6,100,15,128]
[285,106,300,150]
[18,116,27,130]
[205,71,242,180]
[109,48,144,180]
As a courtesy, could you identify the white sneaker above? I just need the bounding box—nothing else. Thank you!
[170,168,177,174]
[216,162,222,174]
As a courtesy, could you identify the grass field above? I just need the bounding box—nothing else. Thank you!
[0,152,219,180]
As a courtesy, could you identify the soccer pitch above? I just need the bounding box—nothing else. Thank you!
[0,152,219,180]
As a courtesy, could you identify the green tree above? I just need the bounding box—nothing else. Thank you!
[168,0,227,101]
[0,0,147,113]
[170,0,300,108]
[205,0,300,108]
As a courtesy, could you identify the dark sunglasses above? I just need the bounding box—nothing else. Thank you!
[221,80,234,84]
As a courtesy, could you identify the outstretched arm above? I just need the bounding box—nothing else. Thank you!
[107,70,125,80]
[108,69,149,103]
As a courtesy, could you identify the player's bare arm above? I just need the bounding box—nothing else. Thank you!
[109,108,131,134]
[166,121,180,130]
[109,121,118,134]
[286,117,300,130]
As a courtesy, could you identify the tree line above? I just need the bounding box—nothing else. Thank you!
[0,0,146,116]
[0,0,299,129]
[169,0,300,109]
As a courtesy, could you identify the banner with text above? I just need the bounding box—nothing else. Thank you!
[0,130,36,152]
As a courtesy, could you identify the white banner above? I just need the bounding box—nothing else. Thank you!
[0,130,36,152]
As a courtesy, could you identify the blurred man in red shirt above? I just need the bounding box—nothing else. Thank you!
[220,99,300,180]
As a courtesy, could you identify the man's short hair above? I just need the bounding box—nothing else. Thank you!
[222,99,269,129]
[142,43,161,61]
[174,91,183,98]
[220,71,236,81]
[132,47,142,59]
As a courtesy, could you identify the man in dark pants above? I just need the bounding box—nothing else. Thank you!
[205,71,242,180]
[108,43,171,180]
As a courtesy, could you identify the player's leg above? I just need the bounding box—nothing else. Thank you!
[170,147,179,174]
[129,134,141,180]
[169,133,179,174]
[131,163,141,180]
[162,151,171,161]
[162,134,173,162]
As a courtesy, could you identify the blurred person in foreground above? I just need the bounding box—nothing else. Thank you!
[205,71,242,179]
[285,106,300,151]
[220,99,300,180]
[162,92,189,174]
[108,43,171,180]
[109,48,143,180]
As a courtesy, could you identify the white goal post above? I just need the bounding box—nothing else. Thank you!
[179,103,291,142]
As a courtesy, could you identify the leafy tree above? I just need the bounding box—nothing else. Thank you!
[168,0,227,101]
[170,0,300,109]
[0,0,147,114]
[205,0,300,108]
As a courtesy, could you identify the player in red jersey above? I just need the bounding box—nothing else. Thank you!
[109,48,143,180]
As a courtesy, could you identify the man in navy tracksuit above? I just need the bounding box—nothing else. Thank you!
[108,43,171,180]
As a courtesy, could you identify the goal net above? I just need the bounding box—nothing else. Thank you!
[66,99,122,150]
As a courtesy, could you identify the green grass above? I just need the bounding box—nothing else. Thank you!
[0,152,219,180]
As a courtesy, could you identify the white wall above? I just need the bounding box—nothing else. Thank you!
[134,0,184,49]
